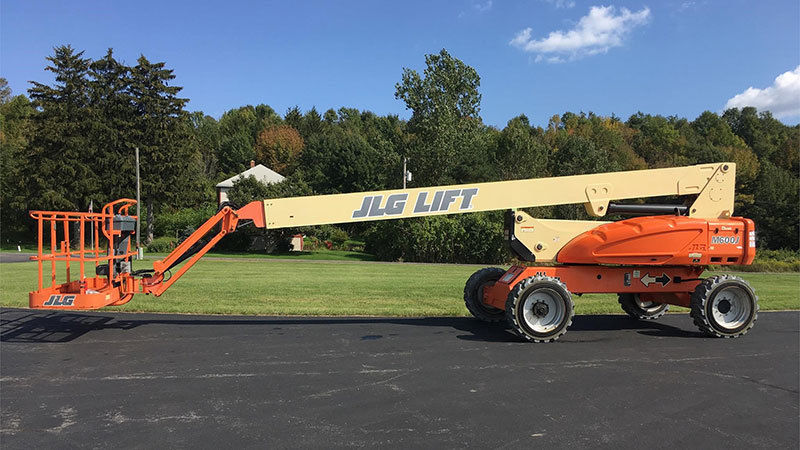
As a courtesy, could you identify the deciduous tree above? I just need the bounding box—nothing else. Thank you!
[254,124,304,174]
[395,49,484,185]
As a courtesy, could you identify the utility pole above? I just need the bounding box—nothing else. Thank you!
[89,200,94,249]
[403,157,411,189]
[135,147,142,260]
[403,157,407,189]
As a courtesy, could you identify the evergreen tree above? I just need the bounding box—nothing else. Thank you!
[128,55,194,242]
[0,82,34,239]
[27,45,97,212]
[88,49,136,203]
[284,106,303,130]
[187,111,220,179]
[300,107,324,137]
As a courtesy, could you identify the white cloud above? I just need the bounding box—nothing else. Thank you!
[474,1,493,12]
[543,0,576,8]
[510,5,651,62]
[459,0,492,18]
[534,54,566,63]
[725,66,800,119]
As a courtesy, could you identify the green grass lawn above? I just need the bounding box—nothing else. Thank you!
[1,258,798,316]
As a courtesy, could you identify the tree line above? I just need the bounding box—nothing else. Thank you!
[1,46,797,260]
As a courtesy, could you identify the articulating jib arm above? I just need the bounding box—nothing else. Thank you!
[141,201,266,296]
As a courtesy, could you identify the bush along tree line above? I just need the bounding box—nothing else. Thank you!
[1,46,797,264]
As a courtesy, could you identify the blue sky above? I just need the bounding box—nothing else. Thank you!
[2,0,798,127]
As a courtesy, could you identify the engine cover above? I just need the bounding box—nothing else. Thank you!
[556,215,755,266]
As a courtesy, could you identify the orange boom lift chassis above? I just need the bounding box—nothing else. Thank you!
[28,163,759,342]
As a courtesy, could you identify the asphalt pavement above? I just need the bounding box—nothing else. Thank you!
[1,308,797,448]
[0,253,35,264]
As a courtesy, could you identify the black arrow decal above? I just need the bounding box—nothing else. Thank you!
[655,273,671,286]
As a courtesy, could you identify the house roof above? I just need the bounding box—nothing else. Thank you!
[215,164,285,188]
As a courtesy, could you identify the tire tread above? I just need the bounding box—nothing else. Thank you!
[505,276,574,343]
[618,293,669,320]
[689,274,758,338]
[464,267,507,323]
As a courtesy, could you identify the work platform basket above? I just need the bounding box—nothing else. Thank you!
[28,199,140,309]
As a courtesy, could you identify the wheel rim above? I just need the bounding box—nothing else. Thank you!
[635,297,663,313]
[710,286,753,330]
[522,288,565,334]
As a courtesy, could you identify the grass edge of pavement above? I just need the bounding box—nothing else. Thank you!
[2,257,797,316]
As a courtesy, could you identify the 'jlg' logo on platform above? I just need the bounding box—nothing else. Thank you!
[711,236,740,245]
[43,294,76,306]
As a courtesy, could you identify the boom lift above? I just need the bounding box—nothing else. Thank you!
[28,162,759,341]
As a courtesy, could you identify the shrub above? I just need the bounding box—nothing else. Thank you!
[154,204,217,239]
[307,225,349,249]
[146,236,177,253]
[715,248,800,272]
[364,211,507,264]
[343,240,365,252]
[755,248,800,263]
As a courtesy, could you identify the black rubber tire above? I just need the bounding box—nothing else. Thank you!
[618,293,669,320]
[506,276,574,342]
[464,267,507,322]
[690,275,758,338]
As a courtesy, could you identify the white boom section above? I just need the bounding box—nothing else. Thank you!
[261,162,736,229]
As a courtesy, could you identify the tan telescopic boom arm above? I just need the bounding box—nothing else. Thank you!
[258,163,736,229]
[142,162,735,295]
